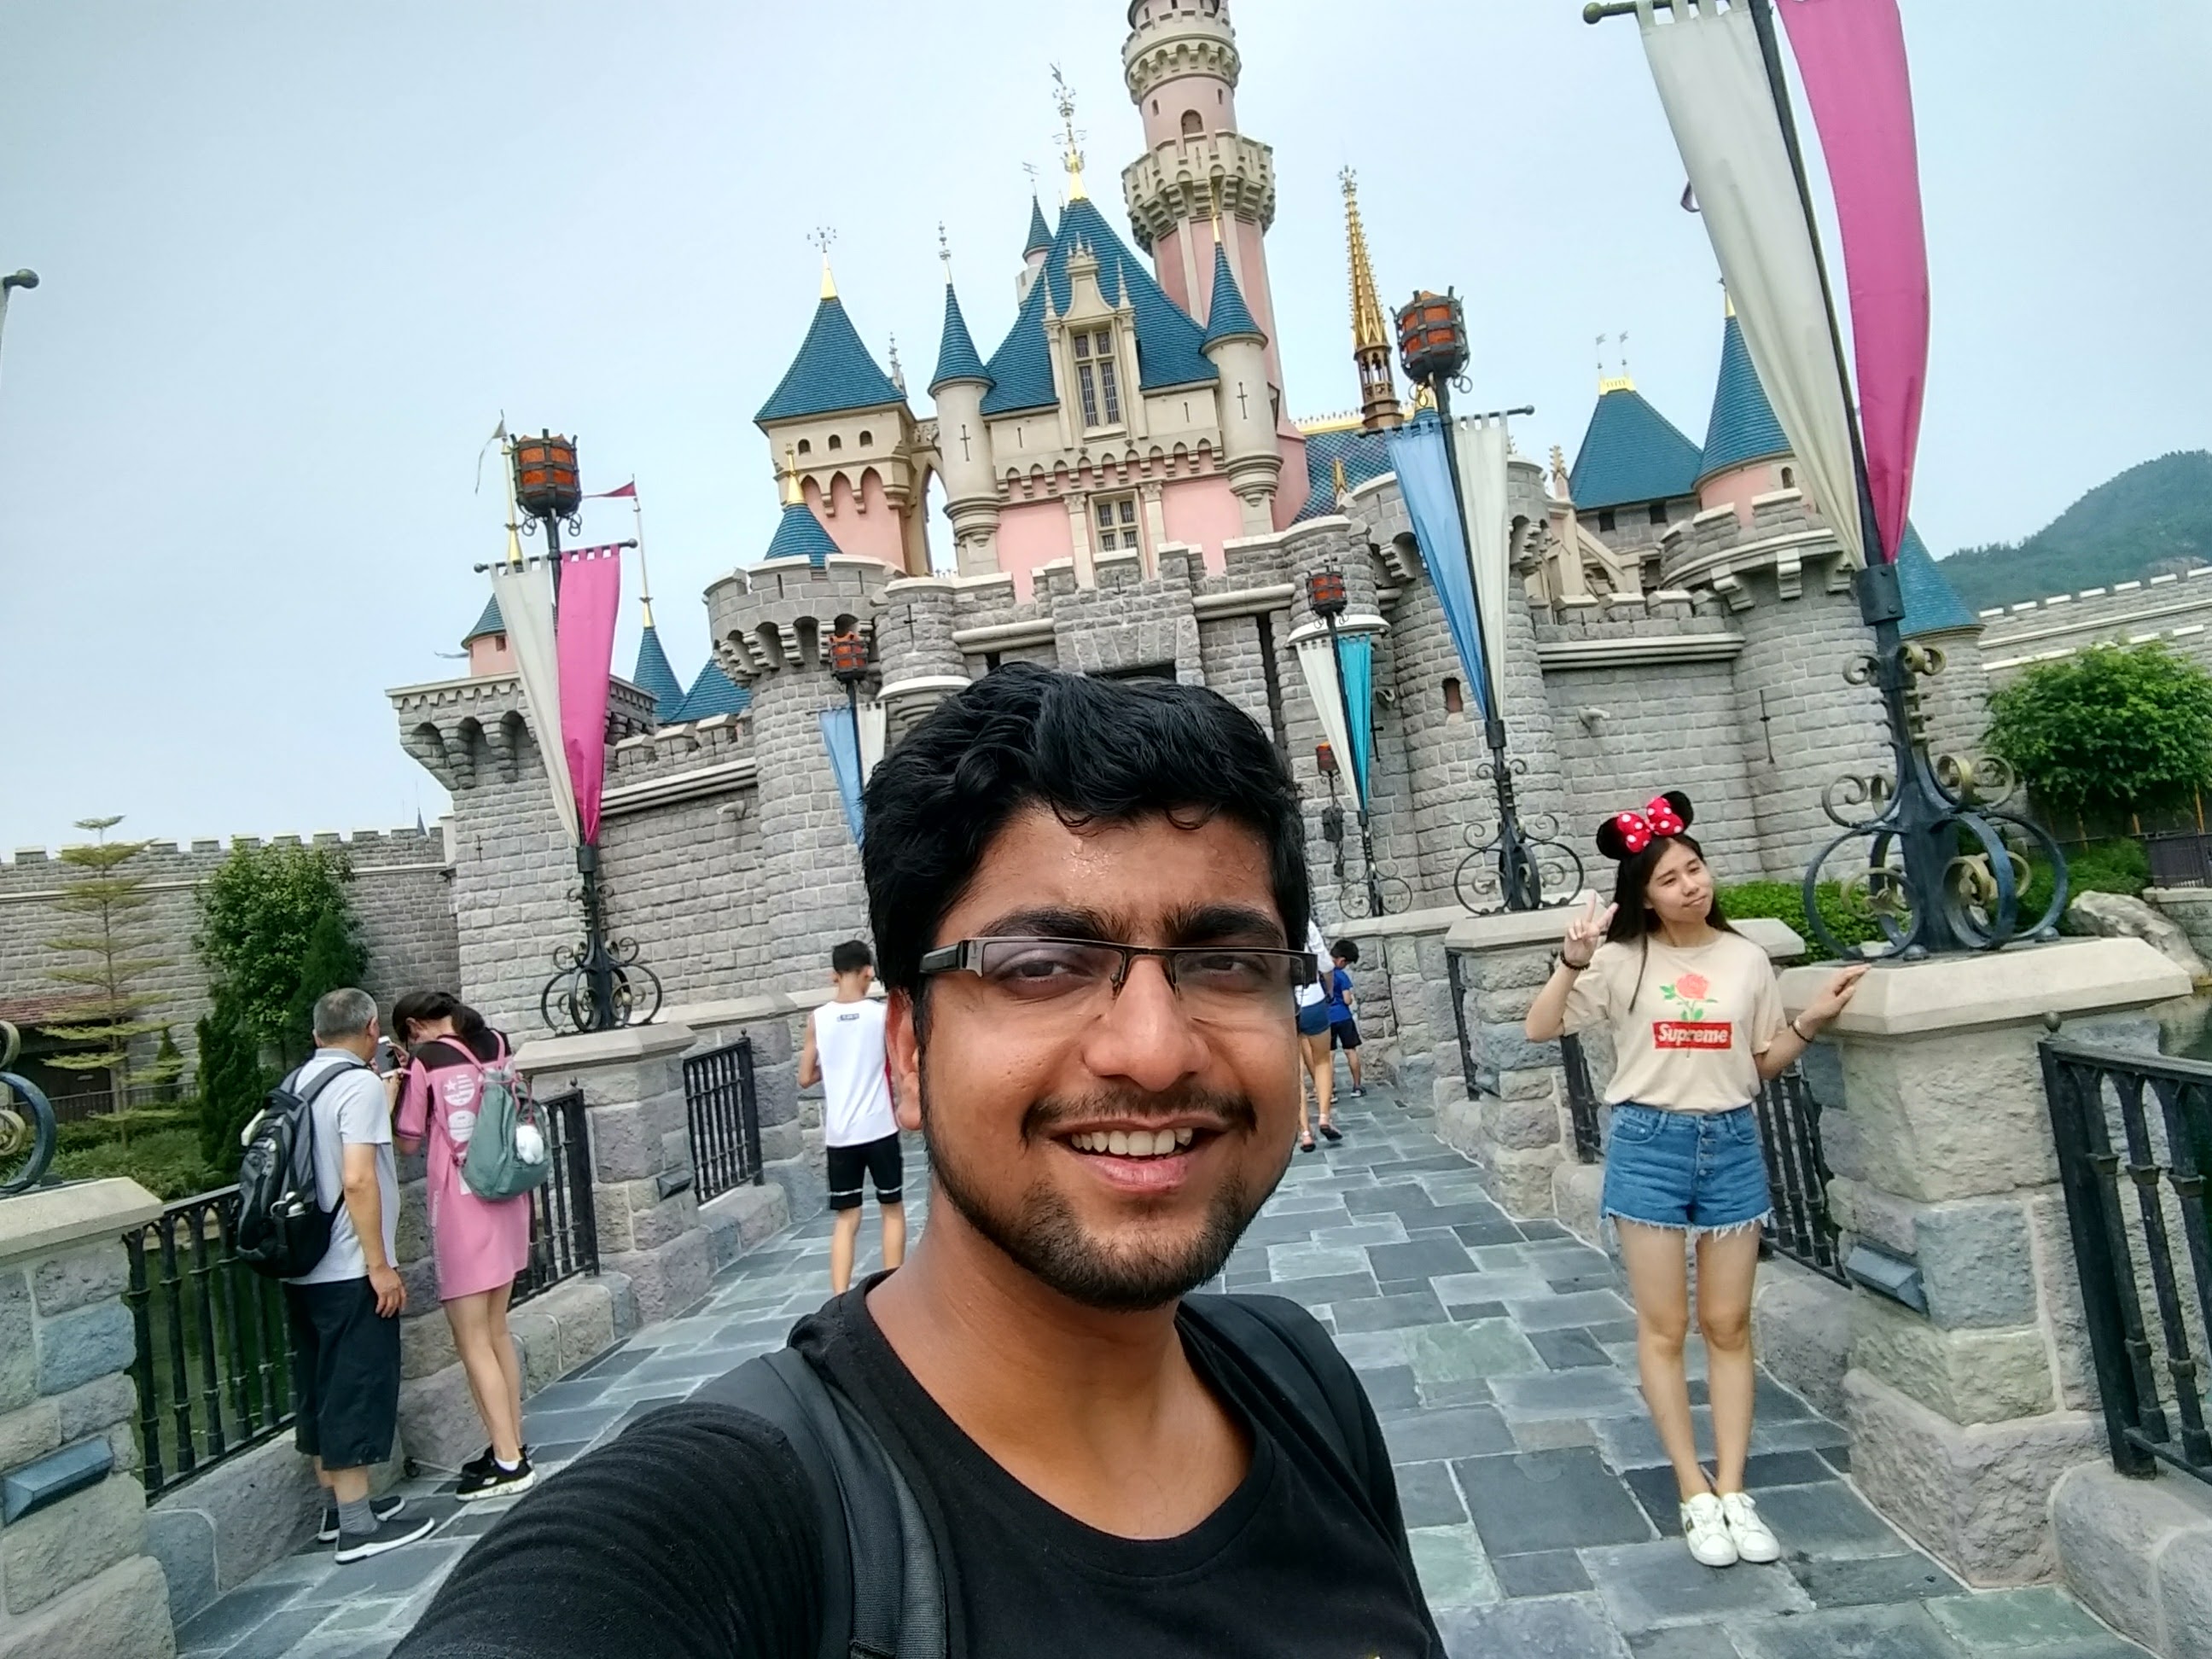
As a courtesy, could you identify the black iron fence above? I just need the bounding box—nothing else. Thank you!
[1558,1044,1844,1281]
[123,1190,296,1498]
[2144,831,2212,890]
[515,1087,598,1304]
[2042,1040,2212,1488]
[683,1038,763,1204]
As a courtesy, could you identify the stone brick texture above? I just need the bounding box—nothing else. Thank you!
[0,828,457,1080]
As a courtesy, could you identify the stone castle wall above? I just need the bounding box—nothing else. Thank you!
[1978,566,2212,684]
[0,829,457,1084]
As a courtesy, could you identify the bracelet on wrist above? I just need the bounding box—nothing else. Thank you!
[1790,1016,1816,1043]
[1555,952,1589,974]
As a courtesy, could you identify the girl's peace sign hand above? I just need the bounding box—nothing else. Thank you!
[1561,894,1617,970]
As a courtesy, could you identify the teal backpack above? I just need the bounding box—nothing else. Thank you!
[456,1035,552,1202]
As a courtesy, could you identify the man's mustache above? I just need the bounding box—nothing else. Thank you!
[1019,1086,1260,1144]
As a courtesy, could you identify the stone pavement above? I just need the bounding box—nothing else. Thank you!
[174,1085,2149,1658]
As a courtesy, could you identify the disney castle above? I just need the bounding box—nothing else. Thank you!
[397,0,1987,1037]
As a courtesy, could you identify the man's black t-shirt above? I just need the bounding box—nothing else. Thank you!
[399,1284,1440,1657]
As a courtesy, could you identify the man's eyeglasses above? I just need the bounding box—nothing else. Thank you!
[918,938,1317,1023]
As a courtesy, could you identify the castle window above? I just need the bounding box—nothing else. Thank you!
[859,429,873,447]
[1093,492,1141,552]
[1649,502,1669,527]
[1781,465,1796,488]
[797,439,812,456]
[1443,678,1464,715]
[1073,328,1121,429]
[1598,509,1616,533]
[828,434,843,451]
[1181,109,1202,139]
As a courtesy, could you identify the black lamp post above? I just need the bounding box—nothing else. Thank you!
[1394,288,1549,912]
[829,630,872,788]
[512,428,662,1033]
[1306,569,1388,922]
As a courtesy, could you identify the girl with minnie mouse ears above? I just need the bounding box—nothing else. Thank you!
[1525,791,1867,1572]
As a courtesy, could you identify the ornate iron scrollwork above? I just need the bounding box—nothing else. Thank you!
[0,1022,58,1196]
[1454,810,1588,917]
[540,848,664,1035]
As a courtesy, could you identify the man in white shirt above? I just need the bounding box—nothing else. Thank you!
[799,940,907,1292]
[286,988,434,1563]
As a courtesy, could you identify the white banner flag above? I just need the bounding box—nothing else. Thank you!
[1295,635,1354,792]
[1451,414,1513,703]
[1636,0,1864,567]
[857,701,888,782]
[488,562,581,845]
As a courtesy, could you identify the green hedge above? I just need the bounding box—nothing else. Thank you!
[51,1124,230,1201]
[56,1106,200,1155]
[1717,881,1885,951]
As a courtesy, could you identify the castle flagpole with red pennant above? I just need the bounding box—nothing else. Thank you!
[585,480,649,623]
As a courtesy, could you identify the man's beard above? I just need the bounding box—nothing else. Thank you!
[922,1077,1281,1313]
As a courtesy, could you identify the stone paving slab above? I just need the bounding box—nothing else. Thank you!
[176,1088,2150,1657]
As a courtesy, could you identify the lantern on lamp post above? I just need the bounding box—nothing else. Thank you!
[1394,288,1550,912]
[1306,569,1388,923]
[829,629,871,773]
[512,431,584,600]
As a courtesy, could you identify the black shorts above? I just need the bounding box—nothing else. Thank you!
[285,1277,400,1470]
[1330,1018,1362,1051]
[826,1132,903,1212]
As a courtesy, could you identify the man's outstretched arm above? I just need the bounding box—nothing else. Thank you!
[395,1404,825,1659]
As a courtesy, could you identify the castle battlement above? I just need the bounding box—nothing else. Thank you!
[1,825,445,879]
[612,709,755,781]
[706,557,894,685]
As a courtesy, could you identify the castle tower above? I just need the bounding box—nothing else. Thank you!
[1340,170,1401,433]
[928,249,1001,577]
[1198,236,1278,534]
[754,253,931,575]
[1121,0,1307,523]
[1018,196,1054,305]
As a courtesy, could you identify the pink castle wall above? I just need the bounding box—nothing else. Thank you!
[806,471,907,569]
[997,500,1074,600]
[1699,459,1804,527]
[1162,476,1242,574]
[468,634,514,678]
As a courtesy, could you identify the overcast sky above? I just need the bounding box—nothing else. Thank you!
[3,1,2207,853]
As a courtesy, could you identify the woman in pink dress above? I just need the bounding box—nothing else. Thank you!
[392,992,535,1501]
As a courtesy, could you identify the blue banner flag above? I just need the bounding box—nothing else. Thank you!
[818,707,865,846]
[1386,420,1489,719]
[1339,633,1376,805]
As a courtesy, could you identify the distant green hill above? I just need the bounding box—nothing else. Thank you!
[1936,451,2212,613]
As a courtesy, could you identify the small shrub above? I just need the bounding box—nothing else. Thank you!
[56,1106,198,1155]
[1717,880,1886,952]
[50,1125,229,1201]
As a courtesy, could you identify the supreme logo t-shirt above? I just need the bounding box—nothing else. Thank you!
[1563,930,1783,1113]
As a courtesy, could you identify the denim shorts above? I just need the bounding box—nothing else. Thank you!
[1296,1000,1331,1038]
[1601,1103,1772,1238]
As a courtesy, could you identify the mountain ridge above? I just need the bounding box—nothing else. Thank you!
[1936,450,2212,614]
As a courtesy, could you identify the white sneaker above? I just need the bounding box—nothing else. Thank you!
[1719,1491,1781,1563]
[1680,1492,1738,1568]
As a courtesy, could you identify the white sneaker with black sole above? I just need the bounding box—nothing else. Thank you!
[334,1510,436,1564]
[456,1452,536,1502]
[316,1493,406,1544]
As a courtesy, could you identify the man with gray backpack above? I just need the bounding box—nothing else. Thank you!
[265,988,434,1563]
[400,667,1441,1656]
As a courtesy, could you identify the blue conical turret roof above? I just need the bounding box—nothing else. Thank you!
[763,501,842,568]
[632,623,684,719]
[754,294,905,425]
[1023,196,1055,257]
[671,659,752,722]
[1898,524,1976,637]
[1199,242,1265,349]
[1569,386,1703,511]
[928,282,991,393]
[1699,311,1790,481]
[463,595,504,644]
[981,197,1215,416]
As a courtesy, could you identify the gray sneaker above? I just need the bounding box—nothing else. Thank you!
[334,1510,435,1564]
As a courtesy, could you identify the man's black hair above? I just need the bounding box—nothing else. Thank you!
[864,663,1309,995]
[830,940,874,976]
[1330,939,1359,964]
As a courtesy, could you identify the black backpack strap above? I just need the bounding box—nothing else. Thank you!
[693,1349,944,1659]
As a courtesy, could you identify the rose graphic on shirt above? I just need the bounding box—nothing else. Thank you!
[1659,971,1711,1022]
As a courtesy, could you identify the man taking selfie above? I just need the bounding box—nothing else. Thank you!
[398,665,1441,1657]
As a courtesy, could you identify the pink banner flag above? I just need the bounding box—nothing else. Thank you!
[1779,0,1930,566]
[555,546,622,844]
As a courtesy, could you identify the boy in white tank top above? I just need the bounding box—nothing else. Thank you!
[799,940,908,1292]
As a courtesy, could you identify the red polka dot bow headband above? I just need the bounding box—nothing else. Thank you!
[1596,792,1695,860]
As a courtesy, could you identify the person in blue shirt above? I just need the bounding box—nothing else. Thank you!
[1327,939,1364,1098]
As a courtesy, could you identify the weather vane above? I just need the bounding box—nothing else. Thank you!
[1051,65,1086,197]
[938,219,951,274]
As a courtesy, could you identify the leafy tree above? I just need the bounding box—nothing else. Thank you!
[196,842,360,1058]
[41,816,183,1120]
[1986,643,2212,824]
[282,906,370,1065]
[152,1027,183,1103]
[195,987,274,1172]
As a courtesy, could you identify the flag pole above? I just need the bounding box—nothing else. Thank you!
[631,484,651,628]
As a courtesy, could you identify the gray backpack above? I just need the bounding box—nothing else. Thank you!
[446,1035,551,1202]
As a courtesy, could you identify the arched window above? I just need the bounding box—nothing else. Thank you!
[828,434,843,451]
[1443,678,1464,716]
[858,429,873,447]
[1181,109,1202,139]
[797,438,812,456]
[1781,465,1796,489]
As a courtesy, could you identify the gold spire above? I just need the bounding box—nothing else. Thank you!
[1342,169,1389,354]
[782,446,804,507]
[500,433,525,568]
[1331,457,1349,500]
[1209,177,1224,245]
[1052,66,1086,201]
[809,227,837,299]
